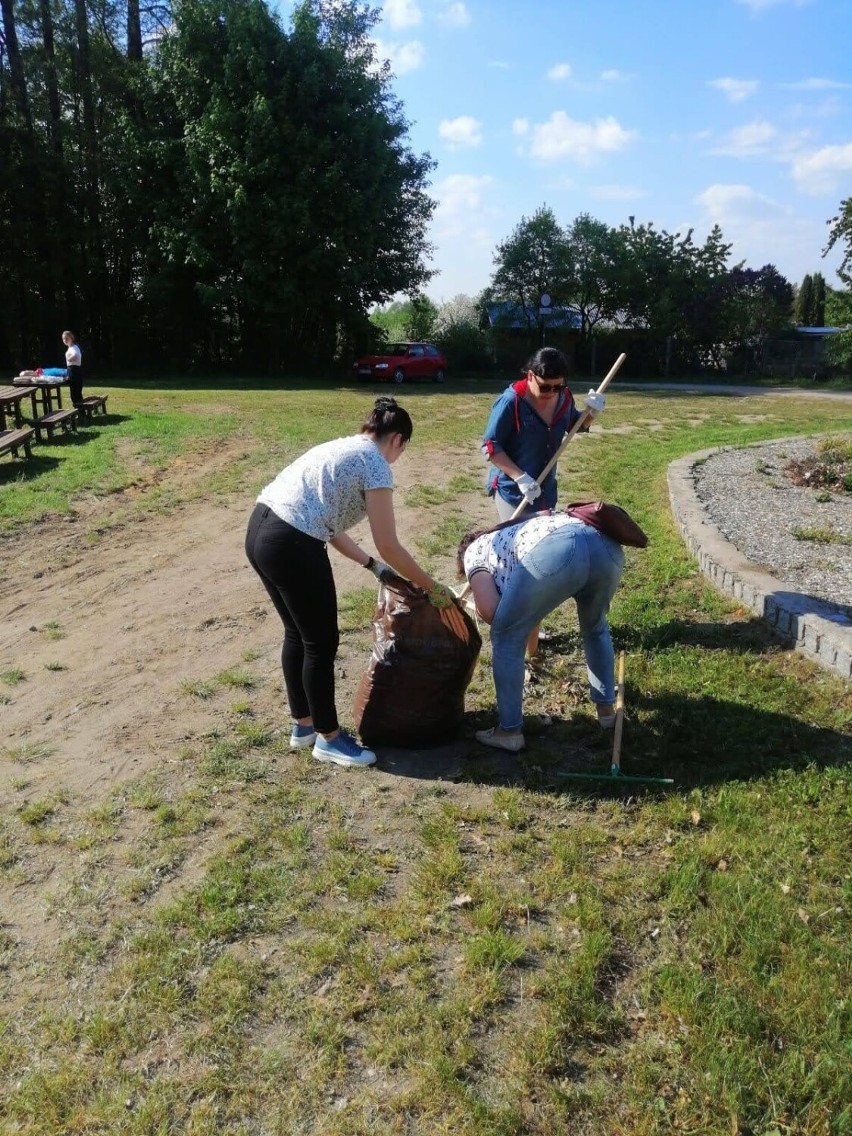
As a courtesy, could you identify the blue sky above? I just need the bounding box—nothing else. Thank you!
[280,0,852,304]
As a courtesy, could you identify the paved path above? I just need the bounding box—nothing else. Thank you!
[613,380,852,401]
[668,444,852,682]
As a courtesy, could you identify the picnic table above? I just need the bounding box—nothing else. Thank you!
[0,385,36,428]
[11,376,78,441]
[0,388,36,461]
[12,374,68,413]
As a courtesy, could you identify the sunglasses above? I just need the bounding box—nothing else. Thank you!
[532,377,565,394]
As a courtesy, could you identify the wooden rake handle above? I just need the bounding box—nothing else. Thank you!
[505,351,627,523]
[610,650,626,775]
[456,353,628,605]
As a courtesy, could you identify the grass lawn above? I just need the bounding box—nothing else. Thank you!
[0,377,850,1135]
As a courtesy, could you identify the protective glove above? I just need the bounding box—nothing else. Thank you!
[428,583,470,643]
[584,389,606,418]
[514,472,542,503]
[365,557,391,580]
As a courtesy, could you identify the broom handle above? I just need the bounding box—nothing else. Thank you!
[610,650,626,775]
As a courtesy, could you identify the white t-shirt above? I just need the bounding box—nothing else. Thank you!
[257,434,394,542]
[65,343,82,367]
[464,513,583,595]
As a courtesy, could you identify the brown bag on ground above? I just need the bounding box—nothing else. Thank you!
[354,574,481,748]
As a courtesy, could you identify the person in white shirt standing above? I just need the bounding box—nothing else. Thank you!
[62,330,83,409]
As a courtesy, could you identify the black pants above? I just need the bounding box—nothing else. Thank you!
[245,503,340,733]
[66,365,83,407]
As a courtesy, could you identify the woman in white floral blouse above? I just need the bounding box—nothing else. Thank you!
[457,510,624,752]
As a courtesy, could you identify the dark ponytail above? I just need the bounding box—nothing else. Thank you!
[360,396,413,442]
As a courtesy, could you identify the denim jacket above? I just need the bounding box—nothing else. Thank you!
[481,378,582,509]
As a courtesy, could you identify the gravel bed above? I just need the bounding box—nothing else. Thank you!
[692,436,852,613]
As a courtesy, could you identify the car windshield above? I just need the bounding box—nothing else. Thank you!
[386,344,409,355]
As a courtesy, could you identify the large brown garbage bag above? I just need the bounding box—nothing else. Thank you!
[354,573,481,748]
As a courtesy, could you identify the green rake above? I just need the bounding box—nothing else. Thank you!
[558,651,674,786]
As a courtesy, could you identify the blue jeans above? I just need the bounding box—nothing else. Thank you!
[489,524,624,730]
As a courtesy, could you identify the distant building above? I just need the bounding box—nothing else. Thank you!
[486,301,582,331]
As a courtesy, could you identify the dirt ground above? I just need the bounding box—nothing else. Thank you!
[0,443,501,950]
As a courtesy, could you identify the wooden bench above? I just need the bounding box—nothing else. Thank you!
[32,407,78,442]
[0,426,35,462]
[77,394,108,423]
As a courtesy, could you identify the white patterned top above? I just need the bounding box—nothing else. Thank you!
[464,513,583,595]
[257,434,393,541]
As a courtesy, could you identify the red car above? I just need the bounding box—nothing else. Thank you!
[354,342,447,383]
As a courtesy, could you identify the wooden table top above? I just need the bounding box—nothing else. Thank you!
[0,385,36,400]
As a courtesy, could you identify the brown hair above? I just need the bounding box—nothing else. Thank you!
[360,396,413,442]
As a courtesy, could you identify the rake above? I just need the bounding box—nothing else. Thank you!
[557,651,675,786]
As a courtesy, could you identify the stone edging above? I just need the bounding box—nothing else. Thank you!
[667,445,852,681]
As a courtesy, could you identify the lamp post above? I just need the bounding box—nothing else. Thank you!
[539,292,552,347]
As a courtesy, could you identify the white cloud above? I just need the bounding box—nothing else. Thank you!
[373,38,425,74]
[693,182,822,281]
[712,120,779,156]
[736,0,810,11]
[709,77,759,103]
[591,184,648,202]
[382,0,421,30]
[428,174,498,298]
[512,118,530,136]
[523,112,637,164]
[547,63,572,81]
[437,2,471,27]
[600,69,625,82]
[696,183,775,218]
[439,115,483,148]
[783,77,852,91]
[790,141,852,195]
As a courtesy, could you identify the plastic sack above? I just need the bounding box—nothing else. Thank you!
[354,573,481,748]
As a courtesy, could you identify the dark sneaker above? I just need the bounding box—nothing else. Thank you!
[313,730,376,768]
[290,723,318,750]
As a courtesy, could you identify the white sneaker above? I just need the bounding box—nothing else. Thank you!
[475,727,526,753]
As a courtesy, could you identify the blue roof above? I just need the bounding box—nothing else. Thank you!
[794,326,846,336]
[488,301,582,330]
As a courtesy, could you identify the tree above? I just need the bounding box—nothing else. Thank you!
[796,274,814,325]
[824,197,852,287]
[564,213,620,336]
[431,294,488,371]
[723,265,794,348]
[812,272,826,326]
[370,296,437,343]
[608,220,731,366]
[489,205,573,340]
[147,0,436,369]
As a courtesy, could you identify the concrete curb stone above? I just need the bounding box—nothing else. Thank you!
[667,445,852,682]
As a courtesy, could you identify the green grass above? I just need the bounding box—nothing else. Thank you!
[791,524,852,545]
[0,378,850,1135]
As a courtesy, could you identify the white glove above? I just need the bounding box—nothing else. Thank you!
[584,390,605,418]
[515,472,542,503]
[367,557,391,580]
